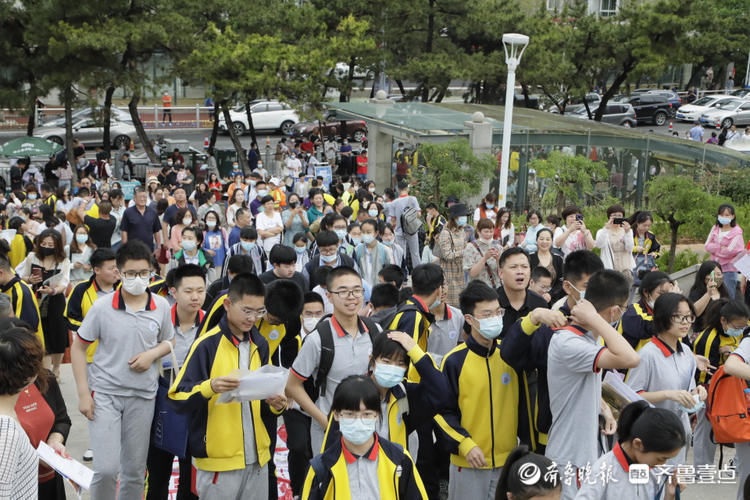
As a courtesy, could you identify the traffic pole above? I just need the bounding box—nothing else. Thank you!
[203,136,209,149]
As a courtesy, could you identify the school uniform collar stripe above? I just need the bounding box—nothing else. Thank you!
[410,295,429,313]
[170,303,204,327]
[650,335,681,357]
[612,442,633,472]
[341,434,380,464]
[552,324,587,336]
[111,289,157,311]
[331,314,368,338]
[444,303,452,320]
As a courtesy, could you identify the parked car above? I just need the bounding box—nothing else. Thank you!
[675,95,736,122]
[547,92,600,113]
[700,99,750,129]
[731,88,750,99]
[217,100,299,136]
[623,94,674,126]
[34,118,135,149]
[291,118,367,142]
[41,106,133,127]
[631,89,681,107]
[569,103,637,127]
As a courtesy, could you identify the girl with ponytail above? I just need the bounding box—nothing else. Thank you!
[495,445,560,500]
[575,401,686,499]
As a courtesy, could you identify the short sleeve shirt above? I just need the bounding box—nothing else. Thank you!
[120,205,161,250]
[731,337,750,363]
[78,291,173,398]
[427,305,464,366]
[387,196,419,234]
[546,326,607,468]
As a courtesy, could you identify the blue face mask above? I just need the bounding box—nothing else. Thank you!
[368,209,379,217]
[382,239,394,247]
[569,283,585,304]
[475,315,503,339]
[321,252,338,263]
[431,298,441,309]
[181,240,197,251]
[351,236,362,246]
[485,203,495,209]
[295,245,307,254]
[457,216,468,227]
[338,417,377,445]
[726,327,744,338]
[335,229,347,240]
[373,363,406,388]
[362,234,376,245]
[718,216,733,225]
[241,241,256,252]
[75,234,88,244]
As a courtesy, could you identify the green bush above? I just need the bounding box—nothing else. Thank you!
[655,249,708,273]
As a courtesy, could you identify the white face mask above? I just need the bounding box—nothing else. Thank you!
[122,276,149,296]
[303,316,321,333]
[183,218,192,226]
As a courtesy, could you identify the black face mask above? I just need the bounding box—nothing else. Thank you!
[39,247,55,257]
[288,202,297,209]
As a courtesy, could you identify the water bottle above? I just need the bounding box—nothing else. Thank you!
[744,388,750,412]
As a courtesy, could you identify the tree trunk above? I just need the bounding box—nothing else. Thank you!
[595,58,635,121]
[102,85,116,156]
[521,83,531,109]
[395,79,406,98]
[556,189,565,215]
[209,106,220,152]
[340,56,356,103]
[583,99,593,120]
[26,92,37,137]
[244,102,258,150]
[128,91,158,163]
[222,101,248,173]
[422,0,435,103]
[63,86,78,185]
[668,223,679,274]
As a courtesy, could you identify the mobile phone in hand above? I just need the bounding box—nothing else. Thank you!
[575,214,584,222]
[613,217,625,225]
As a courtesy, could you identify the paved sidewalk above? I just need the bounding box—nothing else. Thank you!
[56,364,739,499]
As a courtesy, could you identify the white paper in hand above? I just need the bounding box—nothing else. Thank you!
[217,364,289,404]
[37,441,94,490]
[733,253,750,280]
[0,229,16,245]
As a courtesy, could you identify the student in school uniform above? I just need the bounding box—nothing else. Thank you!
[691,299,750,469]
[495,445,561,500]
[619,271,676,351]
[302,375,428,500]
[719,334,750,500]
[434,280,519,500]
[575,401,686,500]
[625,293,705,466]
[545,270,640,500]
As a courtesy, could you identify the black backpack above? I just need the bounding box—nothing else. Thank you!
[375,303,421,331]
[303,314,382,401]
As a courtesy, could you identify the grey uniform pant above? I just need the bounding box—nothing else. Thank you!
[196,462,268,500]
[396,231,421,269]
[448,464,502,500]
[735,442,750,500]
[88,392,155,500]
[693,407,716,468]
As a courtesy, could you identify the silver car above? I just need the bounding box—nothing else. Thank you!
[699,99,750,129]
[569,103,637,127]
[41,106,133,127]
[34,118,135,149]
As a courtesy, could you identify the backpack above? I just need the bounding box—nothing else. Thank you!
[376,303,420,331]
[401,204,421,235]
[705,365,750,444]
[303,314,382,401]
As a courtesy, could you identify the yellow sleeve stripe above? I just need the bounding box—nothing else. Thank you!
[434,414,467,445]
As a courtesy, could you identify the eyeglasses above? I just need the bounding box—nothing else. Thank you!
[329,288,364,299]
[474,308,505,319]
[671,314,696,324]
[121,270,152,280]
[339,410,379,420]
[234,305,267,318]
[538,286,552,293]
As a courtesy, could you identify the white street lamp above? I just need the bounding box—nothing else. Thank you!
[498,33,529,206]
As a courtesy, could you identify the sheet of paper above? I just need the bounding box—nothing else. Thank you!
[37,441,94,490]
[217,365,289,404]
[602,370,652,412]
[733,253,750,280]
[0,229,16,245]
[42,271,66,287]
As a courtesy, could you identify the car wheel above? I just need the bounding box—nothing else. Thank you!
[280,120,295,135]
[654,111,667,126]
[722,118,734,129]
[114,135,131,149]
[48,136,64,145]
[231,122,246,136]
[352,129,366,142]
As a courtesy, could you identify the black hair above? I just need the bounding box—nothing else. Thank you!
[260,195,274,205]
[265,279,304,322]
[181,225,203,244]
[606,204,626,218]
[172,263,206,288]
[203,210,221,225]
[653,292,696,333]
[325,266,361,290]
[235,207,249,220]
[227,273,265,302]
[459,280,500,317]
[322,212,346,231]
[499,247,530,268]
[110,188,124,200]
[703,299,750,336]
[292,232,307,245]
[304,291,324,306]
[316,230,339,248]
[398,287,413,304]
[371,331,408,366]
[360,218,379,232]
[269,244,296,265]
[585,270,629,312]
[90,248,116,269]
[8,216,25,231]
[563,250,604,284]
[535,227,553,242]
[240,227,258,241]
[496,445,560,500]
[314,265,332,289]
[690,260,729,298]
[526,209,542,223]
[340,206,354,219]
[226,254,253,275]
[717,203,737,227]
[330,375,381,416]
[378,264,405,289]
[531,266,552,282]
[628,210,654,232]
[617,401,686,451]
[370,284,399,309]
[116,240,153,268]
[561,205,581,220]
[639,271,673,298]
[411,263,444,296]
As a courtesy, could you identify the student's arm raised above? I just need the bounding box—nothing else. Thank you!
[569,300,640,370]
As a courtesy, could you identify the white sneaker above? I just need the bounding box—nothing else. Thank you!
[83,449,93,462]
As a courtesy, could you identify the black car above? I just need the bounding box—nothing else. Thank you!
[624,94,674,126]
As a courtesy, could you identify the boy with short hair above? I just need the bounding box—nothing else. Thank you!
[528,266,553,304]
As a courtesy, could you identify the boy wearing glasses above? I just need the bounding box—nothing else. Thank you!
[169,273,287,500]
[71,241,174,500]
[286,266,381,454]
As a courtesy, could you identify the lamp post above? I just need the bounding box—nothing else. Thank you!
[498,33,529,206]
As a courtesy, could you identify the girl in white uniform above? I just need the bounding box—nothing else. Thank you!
[575,401,686,500]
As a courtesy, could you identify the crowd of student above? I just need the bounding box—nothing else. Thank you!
[4,151,750,500]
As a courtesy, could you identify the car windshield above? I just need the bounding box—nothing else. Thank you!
[715,100,742,110]
[691,97,713,106]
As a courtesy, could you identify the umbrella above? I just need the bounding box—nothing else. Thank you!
[0,137,63,158]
